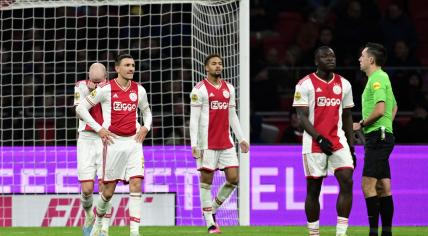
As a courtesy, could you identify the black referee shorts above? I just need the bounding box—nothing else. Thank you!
[363,129,395,179]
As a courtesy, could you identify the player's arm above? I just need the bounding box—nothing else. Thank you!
[228,85,249,153]
[76,87,115,144]
[359,79,388,128]
[73,82,84,120]
[341,79,355,149]
[293,82,332,155]
[295,107,320,139]
[135,86,152,143]
[189,88,202,158]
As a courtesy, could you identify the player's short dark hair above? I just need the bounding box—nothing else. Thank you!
[365,42,387,66]
[204,54,223,66]
[115,54,133,66]
[314,46,333,58]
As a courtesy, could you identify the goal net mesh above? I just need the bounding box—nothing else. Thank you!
[0,0,241,227]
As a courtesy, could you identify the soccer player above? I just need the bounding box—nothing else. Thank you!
[76,54,152,236]
[74,63,112,236]
[354,43,397,236]
[189,54,249,234]
[292,46,355,236]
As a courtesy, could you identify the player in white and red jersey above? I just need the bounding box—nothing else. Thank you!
[190,54,249,234]
[292,46,355,236]
[74,63,112,236]
[76,54,152,236]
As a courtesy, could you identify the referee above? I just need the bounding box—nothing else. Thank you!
[354,43,397,236]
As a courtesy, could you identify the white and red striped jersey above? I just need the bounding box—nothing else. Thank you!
[77,78,152,136]
[74,80,104,132]
[292,73,354,154]
[189,79,245,150]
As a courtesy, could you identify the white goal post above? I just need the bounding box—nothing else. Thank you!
[0,0,249,227]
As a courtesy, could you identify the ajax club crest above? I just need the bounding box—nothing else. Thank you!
[129,92,138,102]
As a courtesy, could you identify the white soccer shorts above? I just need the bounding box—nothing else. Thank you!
[77,131,103,182]
[102,135,144,182]
[302,147,354,178]
[197,147,239,172]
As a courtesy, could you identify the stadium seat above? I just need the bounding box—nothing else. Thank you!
[275,11,303,46]
[260,123,280,143]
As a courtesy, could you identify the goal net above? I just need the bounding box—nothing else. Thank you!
[0,0,247,228]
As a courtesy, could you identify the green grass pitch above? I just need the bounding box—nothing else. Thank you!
[0,226,427,236]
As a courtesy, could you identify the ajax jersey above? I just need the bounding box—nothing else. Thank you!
[190,79,236,150]
[85,79,150,136]
[293,73,354,154]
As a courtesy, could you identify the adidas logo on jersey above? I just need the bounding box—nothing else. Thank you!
[209,93,215,97]
[113,93,119,98]
[316,87,322,92]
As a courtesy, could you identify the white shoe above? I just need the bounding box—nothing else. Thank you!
[90,225,104,236]
[82,212,95,236]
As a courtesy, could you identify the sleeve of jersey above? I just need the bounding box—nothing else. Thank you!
[73,84,83,106]
[138,86,152,131]
[292,83,309,107]
[75,87,104,132]
[228,85,245,142]
[371,77,387,103]
[189,88,202,147]
[342,79,355,108]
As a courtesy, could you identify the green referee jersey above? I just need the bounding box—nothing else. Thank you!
[362,69,397,134]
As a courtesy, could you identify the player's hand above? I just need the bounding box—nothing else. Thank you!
[353,122,361,131]
[191,147,201,159]
[98,128,116,145]
[87,80,97,91]
[350,146,357,168]
[135,126,149,143]
[239,140,249,153]
[316,135,333,155]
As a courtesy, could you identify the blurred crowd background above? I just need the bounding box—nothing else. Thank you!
[250,0,428,144]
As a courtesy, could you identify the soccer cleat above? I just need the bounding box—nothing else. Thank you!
[89,226,106,236]
[208,225,221,234]
[82,213,95,236]
[130,232,140,236]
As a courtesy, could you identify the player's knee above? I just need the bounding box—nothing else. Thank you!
[226,177,239,186]
[81,185,94,196]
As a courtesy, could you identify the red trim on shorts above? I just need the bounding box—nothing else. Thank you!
[102,143,107,182]
[130,217,140,223]
[102,178,124,184]
[334,166,354,172]
[197,167,216,172]
[79,179,95,183]
[129,175,145,180]
[223,166,239,169]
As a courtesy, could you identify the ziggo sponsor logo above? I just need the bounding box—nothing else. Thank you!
[317,97,341,107]
[210,101,228,110]
[113,101,137,111]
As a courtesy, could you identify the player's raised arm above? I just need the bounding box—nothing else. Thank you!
[189,87,202,158]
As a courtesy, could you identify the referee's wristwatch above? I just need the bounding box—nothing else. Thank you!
[359,119,365,127]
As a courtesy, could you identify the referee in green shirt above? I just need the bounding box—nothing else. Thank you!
[354,43,397,236]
